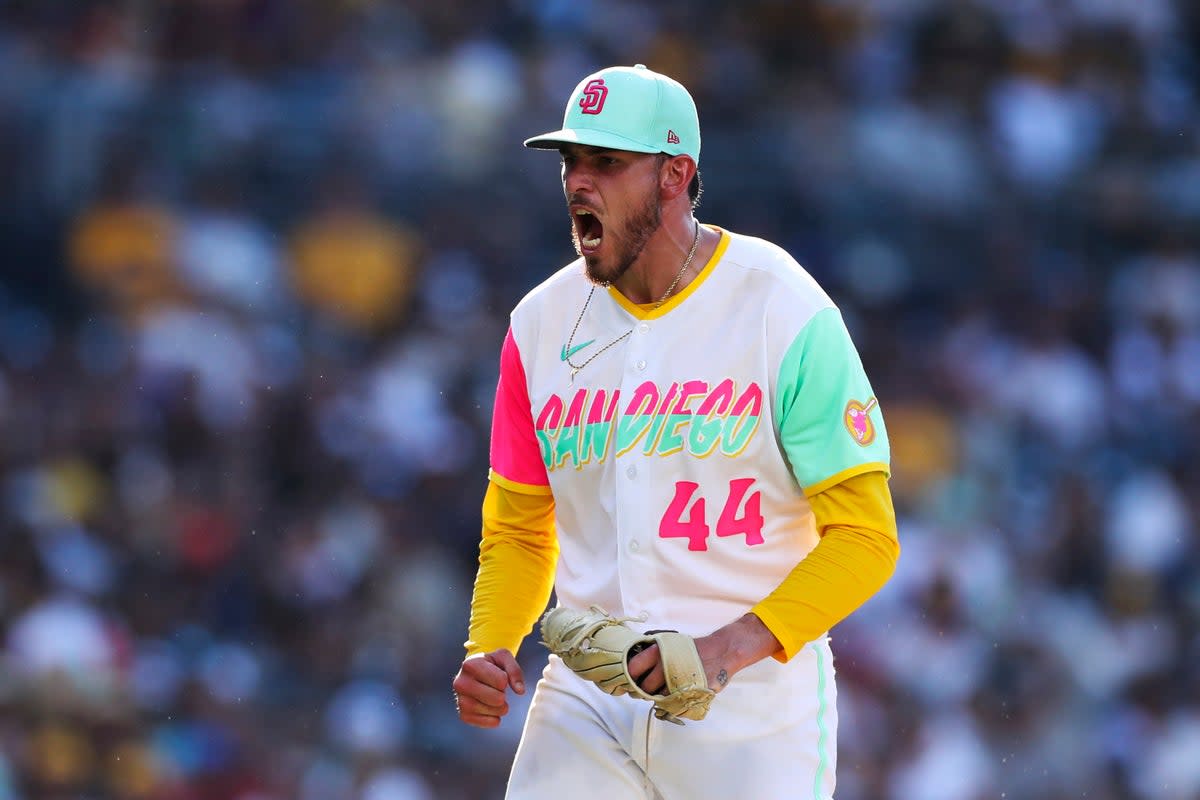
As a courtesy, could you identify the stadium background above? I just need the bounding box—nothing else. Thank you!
[0,1,1197,798]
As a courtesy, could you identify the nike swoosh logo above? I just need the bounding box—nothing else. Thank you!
[560,339,596,361]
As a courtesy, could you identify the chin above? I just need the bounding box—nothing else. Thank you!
[584,257,623,286]
[583,255,614,286]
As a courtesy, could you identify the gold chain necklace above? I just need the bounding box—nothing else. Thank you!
[564,220,701,384]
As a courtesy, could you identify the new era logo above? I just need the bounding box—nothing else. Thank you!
[667,130,680,144]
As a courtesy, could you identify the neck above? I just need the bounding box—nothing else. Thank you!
[614,216,714,305]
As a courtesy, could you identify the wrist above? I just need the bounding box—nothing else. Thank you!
[726,613,781,671]
[698,613,781,686]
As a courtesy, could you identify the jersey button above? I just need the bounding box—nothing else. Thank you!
[628,540,640,553]
[637,323,650,334]
[626,465,637,479]
[636,359,647,371]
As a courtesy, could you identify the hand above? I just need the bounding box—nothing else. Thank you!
[626,642,669,695]
[626,638,729,696]
[452,649,526,728]
[627,613,781,695]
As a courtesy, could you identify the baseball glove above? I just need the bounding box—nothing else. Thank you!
[540,605,714,724]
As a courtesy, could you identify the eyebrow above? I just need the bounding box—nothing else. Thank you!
[560,146,619,157]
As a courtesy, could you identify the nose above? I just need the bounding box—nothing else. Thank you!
[562,160,593,196]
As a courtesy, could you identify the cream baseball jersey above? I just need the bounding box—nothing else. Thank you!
[490,227,889,636]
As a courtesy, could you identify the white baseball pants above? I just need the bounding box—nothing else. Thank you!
[504,638,838,800]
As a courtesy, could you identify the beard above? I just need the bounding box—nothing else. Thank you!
[571,190,662,286]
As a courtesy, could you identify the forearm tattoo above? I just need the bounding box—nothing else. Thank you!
[716,668,728,686]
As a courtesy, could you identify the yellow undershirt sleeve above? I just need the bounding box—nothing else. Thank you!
[464,480,558,657]
[751,470,899,662]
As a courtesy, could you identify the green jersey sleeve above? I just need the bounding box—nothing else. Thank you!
[775,307,890,495]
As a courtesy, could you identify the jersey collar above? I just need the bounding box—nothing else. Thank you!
[607,226,729,320]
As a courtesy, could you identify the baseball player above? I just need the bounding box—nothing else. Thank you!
[452,64,900,799]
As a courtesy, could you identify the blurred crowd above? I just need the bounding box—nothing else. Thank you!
[0,0,1197,798]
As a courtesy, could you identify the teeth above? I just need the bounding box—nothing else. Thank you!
[575,209,599,248]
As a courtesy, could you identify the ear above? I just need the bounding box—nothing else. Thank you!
[659,155,696,202]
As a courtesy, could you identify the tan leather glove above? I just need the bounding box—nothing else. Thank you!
[540,605,714,724]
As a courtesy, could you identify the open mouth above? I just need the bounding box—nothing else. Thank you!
[573,208,604,252]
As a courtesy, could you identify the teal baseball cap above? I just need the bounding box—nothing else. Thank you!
[524,64,701,164]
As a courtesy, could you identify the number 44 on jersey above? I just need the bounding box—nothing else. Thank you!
[659,478,764,551]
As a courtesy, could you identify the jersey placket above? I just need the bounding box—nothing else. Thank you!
[613,315,658,621]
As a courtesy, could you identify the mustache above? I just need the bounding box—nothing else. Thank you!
[567,193,597,212]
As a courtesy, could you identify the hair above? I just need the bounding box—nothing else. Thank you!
[657,153,704,210]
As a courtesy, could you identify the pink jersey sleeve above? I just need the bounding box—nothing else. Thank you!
[490,327,551,490]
